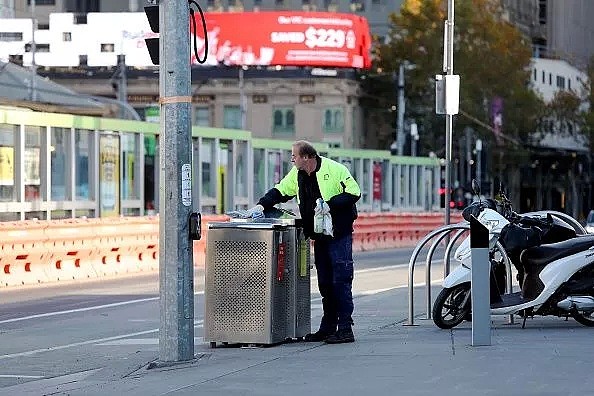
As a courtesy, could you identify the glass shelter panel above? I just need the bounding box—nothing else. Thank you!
[361,158,370,205]
[0,123,16,202]
[51,127,69,201]
[24,126,42,202]
[253,148,265,200]
[75,129,93,200]
[267,150,283,186]
[121,133,138,200]
[235,140,248,198]
[201,138,216,198]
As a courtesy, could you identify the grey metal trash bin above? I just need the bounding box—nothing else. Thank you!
[204,217,311,347]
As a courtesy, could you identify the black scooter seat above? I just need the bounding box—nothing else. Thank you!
[520,234,594,268]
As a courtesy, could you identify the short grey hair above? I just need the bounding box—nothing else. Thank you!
[293,140,317,158]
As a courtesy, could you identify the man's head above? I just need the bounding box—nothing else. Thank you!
[291,140,317,172]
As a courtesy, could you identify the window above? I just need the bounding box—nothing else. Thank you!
[324,0,338,11]
[101,43,115,53]
[323,108,344,133]
[272,107,295,134]
[27,0,55,4]
[533,68,537,81]
[194,107,210,126]
[350,0,365,11]
[556,75,565,89]
[0,32,23,42]
[568,79,571,90]
[223,105,242,129]
[25,43,49,52]
[252,94,268,103]
[63,32,72,42]
[549,73,552,85]
[541,70,545,83]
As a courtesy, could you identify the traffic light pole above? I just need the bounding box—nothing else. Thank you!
[158,0,195,363]
[444,0,454,227]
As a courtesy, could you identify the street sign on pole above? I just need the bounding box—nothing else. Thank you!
[444,0,455,227]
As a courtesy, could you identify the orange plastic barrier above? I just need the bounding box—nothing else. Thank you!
[0,221,50,287]
[0,214,229,288]
[0,212,460,288]
[352,212,464,252]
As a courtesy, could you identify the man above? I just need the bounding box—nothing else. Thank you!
[245,140,361,344]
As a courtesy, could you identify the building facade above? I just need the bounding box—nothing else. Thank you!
[41,66,365,148]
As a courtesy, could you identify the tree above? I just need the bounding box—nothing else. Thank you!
[365,0,544,194]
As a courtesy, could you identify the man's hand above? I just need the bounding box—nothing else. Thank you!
[227,204,264,219]
[247,204,265,218]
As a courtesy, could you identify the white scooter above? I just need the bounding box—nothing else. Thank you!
[432,184,594,329]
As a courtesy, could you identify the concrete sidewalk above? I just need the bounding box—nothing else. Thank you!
[3,288,594,396]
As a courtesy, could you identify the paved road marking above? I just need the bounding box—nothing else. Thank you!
[0,374,44,379]
[0,320,203,361]
[1,264,419,325]
[0,280,442,360]
[0,291,205,325]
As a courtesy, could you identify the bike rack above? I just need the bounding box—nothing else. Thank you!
[406,222,469,326]
[423,226,469,320]
[407,222,514,326]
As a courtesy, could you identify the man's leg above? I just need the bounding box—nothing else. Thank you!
[325,233,355,344]
[306,239,337,340]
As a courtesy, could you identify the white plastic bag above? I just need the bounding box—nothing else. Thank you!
[314,198,333,237]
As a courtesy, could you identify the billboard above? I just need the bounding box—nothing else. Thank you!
[190,12,371,69]
[0,11,371,69]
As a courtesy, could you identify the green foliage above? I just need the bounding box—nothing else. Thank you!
[365,0,544,165]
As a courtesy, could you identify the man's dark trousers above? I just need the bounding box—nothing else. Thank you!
[314,233,354,332]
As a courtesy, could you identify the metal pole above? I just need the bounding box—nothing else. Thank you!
[470,216,491,346]
[29,0,37,101]
[116,54,128,119]
[239,66,247,130]
[465,127,472,186]
[476,139,482,190]
[158,0,194,363]
[444,0,454,226]
[396,63,405,156]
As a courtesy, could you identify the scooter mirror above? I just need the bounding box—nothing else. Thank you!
[471,179,481,196]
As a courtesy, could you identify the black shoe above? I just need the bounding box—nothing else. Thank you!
[304,330,333,342]
[325,328,355,344]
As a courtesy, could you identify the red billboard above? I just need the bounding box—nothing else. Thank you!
[190,12,371,69]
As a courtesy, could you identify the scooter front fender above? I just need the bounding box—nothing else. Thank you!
[443,265,471,288]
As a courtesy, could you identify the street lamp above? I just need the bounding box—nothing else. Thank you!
[393,61,416,156]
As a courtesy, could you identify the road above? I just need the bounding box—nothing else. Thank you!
[0,247,446,390]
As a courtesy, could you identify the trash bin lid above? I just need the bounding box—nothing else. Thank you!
[208,221,282,230]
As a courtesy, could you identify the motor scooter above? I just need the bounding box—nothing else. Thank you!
[433,182,594,329]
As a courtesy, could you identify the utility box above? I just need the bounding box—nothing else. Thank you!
[204,216,310,347]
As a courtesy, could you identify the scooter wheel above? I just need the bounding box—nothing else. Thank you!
[432,282,471,329]
[572,308,594,327]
